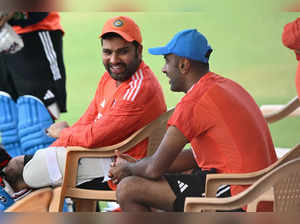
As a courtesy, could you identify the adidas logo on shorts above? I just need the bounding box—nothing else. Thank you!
[177,180,188,193]
[44,90,55,100]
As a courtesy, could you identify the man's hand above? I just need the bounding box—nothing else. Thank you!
[109,150,136,184]
[111,150,137,168]
[46,121,69,138]
[109,163,132,185]
[0,12,15,27]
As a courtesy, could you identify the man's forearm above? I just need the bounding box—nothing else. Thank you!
[167,148,198,173]
[128,156,158,179]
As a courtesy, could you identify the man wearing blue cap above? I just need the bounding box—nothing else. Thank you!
[109,29,277,212]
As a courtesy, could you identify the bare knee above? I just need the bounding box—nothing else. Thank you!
[116,176,140,204]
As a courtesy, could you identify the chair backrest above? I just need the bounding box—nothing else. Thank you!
[66,108,174,157]
[252,158,300,212]
[58,108,175,211]
[146,108,174,156]
[273,161,300,212]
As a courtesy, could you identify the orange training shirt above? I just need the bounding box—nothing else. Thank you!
[51,61,166,158]
[168,72,277,196]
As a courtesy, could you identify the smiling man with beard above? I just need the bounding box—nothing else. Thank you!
[0,16,166,201]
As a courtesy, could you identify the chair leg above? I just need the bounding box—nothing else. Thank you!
[48,187,62,212]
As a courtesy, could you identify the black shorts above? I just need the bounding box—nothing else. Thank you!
[164,167,217,211]
[0,30,67,112]
[165,167,242,212]
[76,177,111,191]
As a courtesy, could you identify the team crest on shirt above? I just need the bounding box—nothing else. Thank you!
[113,19,124,27]
[95,112,103,122]
[100,99,106,108]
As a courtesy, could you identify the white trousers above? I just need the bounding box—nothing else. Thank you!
[23,147,113,188]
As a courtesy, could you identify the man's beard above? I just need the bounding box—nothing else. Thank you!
[105,57,141,82]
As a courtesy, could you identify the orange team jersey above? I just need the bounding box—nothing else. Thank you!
[12,12,63,34]
[51,61,166,158]
[282,17,300,99]
[168,72,277,197]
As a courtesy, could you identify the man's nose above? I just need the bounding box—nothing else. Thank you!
[110,53,120,64]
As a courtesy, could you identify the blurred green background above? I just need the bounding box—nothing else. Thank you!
[58,4,299,148]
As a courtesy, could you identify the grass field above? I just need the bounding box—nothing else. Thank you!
[58,7,299,148]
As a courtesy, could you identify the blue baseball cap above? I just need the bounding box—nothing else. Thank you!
[148,29,212,63]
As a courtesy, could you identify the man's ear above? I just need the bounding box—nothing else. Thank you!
[137,45,143,60]
[178,58,190,74]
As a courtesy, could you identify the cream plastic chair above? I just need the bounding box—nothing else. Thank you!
[204,144,300,199]
[57,108,174,212]
[184,158,300,212]
[260,96,300,157]
[5,187,61,212]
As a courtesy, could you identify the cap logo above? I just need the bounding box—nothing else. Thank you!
[113,19,124,27]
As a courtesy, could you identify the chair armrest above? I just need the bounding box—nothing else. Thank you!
[260,96,300,123]
[184,196,242,212]
[205,171,268,197]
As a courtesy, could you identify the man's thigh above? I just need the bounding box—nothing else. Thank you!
[23,147,114,188]
[118,175,176,211]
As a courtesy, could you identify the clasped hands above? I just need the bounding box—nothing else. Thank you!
[109,150,137,184]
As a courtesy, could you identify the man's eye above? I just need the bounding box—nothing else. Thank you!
[103,50,111,55]
[119,49,129,54]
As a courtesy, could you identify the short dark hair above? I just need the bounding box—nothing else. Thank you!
[190,49,213,71]
[101,32,140,49]
[190,59,210,71]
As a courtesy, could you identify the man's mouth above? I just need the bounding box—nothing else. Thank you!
[110,64,126,74]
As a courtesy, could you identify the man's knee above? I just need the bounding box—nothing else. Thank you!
[116,176,145,203]
[23,147,65,188]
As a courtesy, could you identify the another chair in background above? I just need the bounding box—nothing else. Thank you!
[5,187,61,212]
[184,157,300,212]
[260,96,300,124]
[260,96,300,158]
